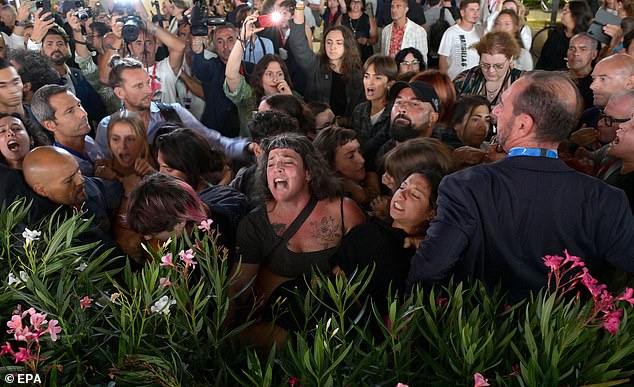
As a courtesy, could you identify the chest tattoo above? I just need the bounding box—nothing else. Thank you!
[271,223,286,237]
[310,216,341,249]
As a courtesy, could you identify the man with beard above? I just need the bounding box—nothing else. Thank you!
[374,80,439,172]
[124,24,186,105]
[407,71,634,301]
[66,12,120,115]
[38,27,106,128]
[31,85,100,176]
[191,24,243,137]
[96,57,252,163]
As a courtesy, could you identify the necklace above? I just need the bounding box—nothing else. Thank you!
[348,15,361,37]
[485,82,501,101]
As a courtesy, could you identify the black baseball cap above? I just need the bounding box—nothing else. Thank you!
[388,81,440,112]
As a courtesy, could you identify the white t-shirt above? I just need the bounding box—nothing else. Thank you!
[147,57,180,104]
[514,48,533,72]
[438,24,483,80]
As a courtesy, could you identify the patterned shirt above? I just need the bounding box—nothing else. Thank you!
[388,23,406,57]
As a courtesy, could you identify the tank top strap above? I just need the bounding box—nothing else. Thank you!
[340,196,345,236]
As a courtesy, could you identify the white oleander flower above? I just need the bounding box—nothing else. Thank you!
[151,296,176,315]
[8,271,28,286]
[22,228,41,245]
[76,262,88,272]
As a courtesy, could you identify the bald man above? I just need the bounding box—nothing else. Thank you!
[570,54,634,150]
[23,146,123,234]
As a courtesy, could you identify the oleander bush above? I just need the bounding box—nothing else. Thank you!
[1,199,634,386]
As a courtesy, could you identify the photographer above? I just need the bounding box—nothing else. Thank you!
[224,14,296,136]
[67,10,121,114]
[126,23,186,104]
[28,14,107,128]
[191,24,242,137]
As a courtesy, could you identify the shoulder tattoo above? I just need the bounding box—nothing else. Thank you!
[310,216,341,249]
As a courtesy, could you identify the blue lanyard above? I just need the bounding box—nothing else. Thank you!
[506,147,558,159]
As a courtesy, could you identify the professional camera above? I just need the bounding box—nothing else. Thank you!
[189,0,226,37]
[73,6,93,21]
[117,15,144,43]
[62,0,92,20]
[150,0,164,24]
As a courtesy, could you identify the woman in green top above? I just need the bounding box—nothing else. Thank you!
[224,14,299,136]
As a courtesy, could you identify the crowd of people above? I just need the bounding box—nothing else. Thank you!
[1,0,634,349]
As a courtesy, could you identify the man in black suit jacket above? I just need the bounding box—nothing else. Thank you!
[407,71,634,300]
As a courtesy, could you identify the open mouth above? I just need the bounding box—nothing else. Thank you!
[273,177,288,189]
[7,140,19,151]
[365,87,375,97]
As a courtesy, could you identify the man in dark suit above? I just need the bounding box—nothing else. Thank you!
[407,71,634,300]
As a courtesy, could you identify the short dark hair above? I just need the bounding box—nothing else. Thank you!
[43,26,69,45]
[624,30,634,53]
[248,110,300,143]
[261,94,315,135]
[313,126,359,171]
[0,56,11,70]
[156,128,227,188]
[460,0,480,10]
[8,50,61,93]
[108,57,144,88]
[512,71,581,143]
[364,54,398,81]
[30,84,69,124]
[395,47,424,69]
[256,133,344,202]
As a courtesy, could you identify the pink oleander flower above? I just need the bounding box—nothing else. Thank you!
[0,341,13,356]
[179,249,197,269]
[543,254,564,271]
[562,250,585,268]
[617,287,634,305]
[603,308,624,334]
[47,320,61,342]
[13,347,35,363]
[198,218,213,232]
[580,270,607,300]
[474,373,490,387]
[21,307,36,318]
[13,326,34,342]
[396,383,410,387]
[29,312,47,331]
[160,252,174,267]
[6,314,22,333]
[79,296,92,310]
[287,377,300,387]
[159,277,171,289]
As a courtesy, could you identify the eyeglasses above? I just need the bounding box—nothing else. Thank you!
[400,60,420,67]
[600,112,630,127]
[479,61,508,72]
